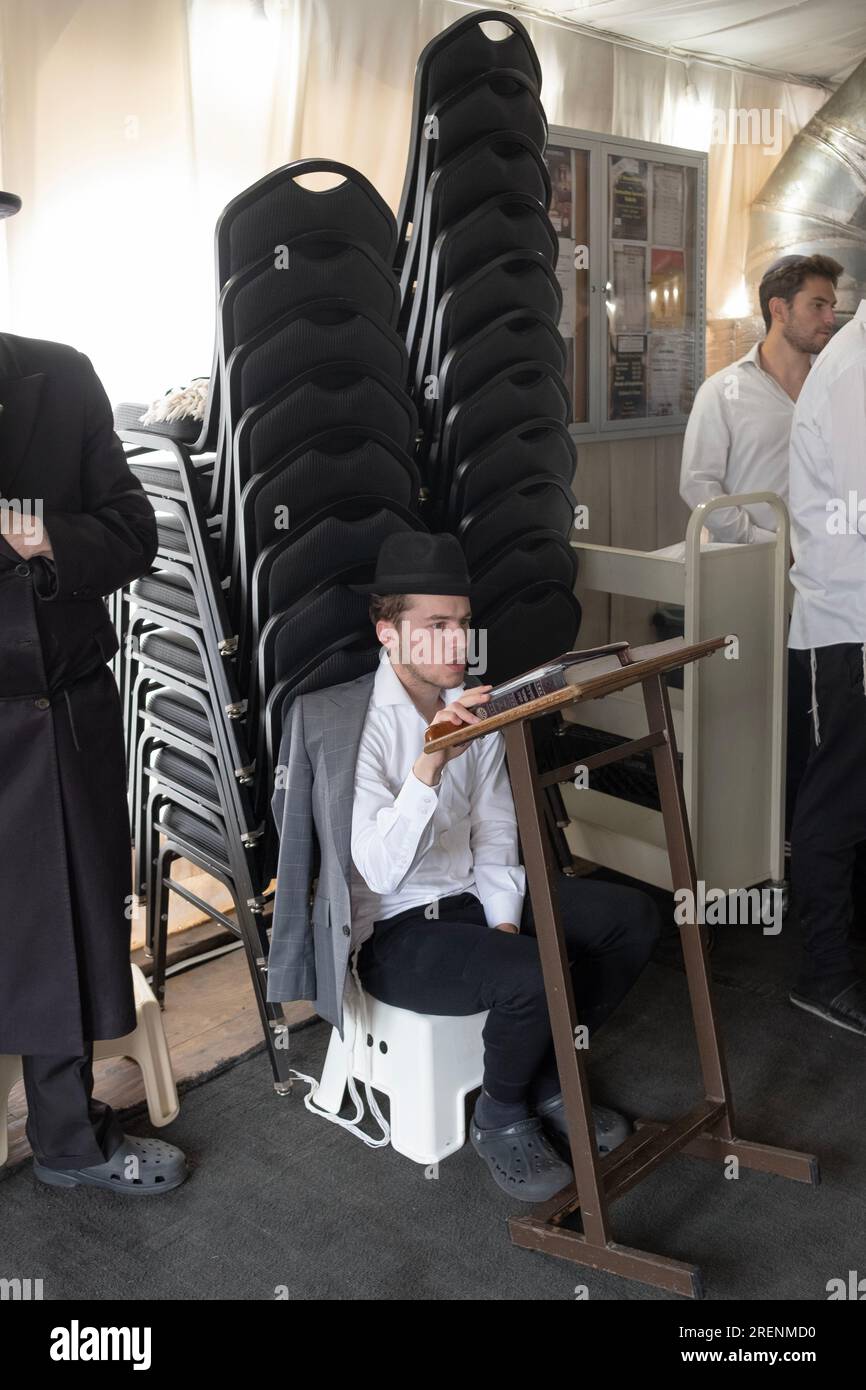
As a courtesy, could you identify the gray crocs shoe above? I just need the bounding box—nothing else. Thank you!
[33,1133,189,1196]
[470,1112,573,1202]
[536,1091,631,1157]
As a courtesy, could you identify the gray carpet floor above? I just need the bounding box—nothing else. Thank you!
[2,889,864,1301]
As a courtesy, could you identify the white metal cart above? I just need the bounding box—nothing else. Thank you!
[562,492,791,894]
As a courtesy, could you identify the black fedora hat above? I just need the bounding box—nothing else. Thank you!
[348,531,472,596]
[0,192,22,219]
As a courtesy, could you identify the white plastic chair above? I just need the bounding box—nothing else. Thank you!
[0,963,179,1167]
[314,984,488,1166]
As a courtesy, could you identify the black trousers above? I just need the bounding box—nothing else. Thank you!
[790,645,866,988]
[786,641,813,838]
[21,1047,124,1169]
[356,876,662,1104]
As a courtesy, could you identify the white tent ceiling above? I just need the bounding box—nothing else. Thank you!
[507,1,866,85]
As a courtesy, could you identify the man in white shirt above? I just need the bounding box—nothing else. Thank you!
[787,297,866,1035]
[680,253,840,544]
[681,253,841,837]
[348,533,662,1201]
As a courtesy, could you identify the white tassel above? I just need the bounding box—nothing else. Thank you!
[284,947,391,1149]
[139,377,209,425]
[809,648,821,747]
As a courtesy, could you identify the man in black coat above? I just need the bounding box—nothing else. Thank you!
[0,189,188,1193]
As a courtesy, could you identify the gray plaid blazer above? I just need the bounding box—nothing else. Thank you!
[266,664,484,1038]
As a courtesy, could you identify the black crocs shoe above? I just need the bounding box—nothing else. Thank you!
[536,1091,631,1158]
[789,978,866,1036]
[470,1111,573,1202]
[33,1133,189,1195]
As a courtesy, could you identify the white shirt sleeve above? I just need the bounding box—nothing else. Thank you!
[468,730,526,928]
[680,378,762,544]
[749,524,779,545]
[351,726,440,895]
[826,359,866,528]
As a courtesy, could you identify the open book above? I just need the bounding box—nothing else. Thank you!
[466,641,632,720]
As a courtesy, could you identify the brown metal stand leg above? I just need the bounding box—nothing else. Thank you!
[642,674,734,1128]
[503,718,704,1298]
[640,672,818,1183]
[498,670,817,1298]
[505,719,607,1241]
[542,788,577,874]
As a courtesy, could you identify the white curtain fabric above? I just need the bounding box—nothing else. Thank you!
[609,45,825,322]
[510,1,866,84]
[0,0,826,404]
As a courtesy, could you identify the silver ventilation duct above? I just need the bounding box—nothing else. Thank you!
[746,57,866,321]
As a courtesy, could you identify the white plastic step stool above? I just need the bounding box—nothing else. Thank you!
[315,989,488,1166]
[0,963,179,1167]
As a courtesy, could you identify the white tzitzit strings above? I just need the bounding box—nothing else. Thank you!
[285,946,391,1147]
[809,647,821,746]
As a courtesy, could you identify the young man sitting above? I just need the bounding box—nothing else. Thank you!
[268,532,662,1201]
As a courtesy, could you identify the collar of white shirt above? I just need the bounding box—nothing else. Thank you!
[739,341,763,370]
[371,650,467,711]
[738,339,816,375]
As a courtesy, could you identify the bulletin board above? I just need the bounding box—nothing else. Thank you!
[544,128,707,442]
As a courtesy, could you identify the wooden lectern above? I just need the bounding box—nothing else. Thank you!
[424,635,818,1298]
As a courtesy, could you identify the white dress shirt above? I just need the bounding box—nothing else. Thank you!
[680,340,800,543]
[349,651,526,949]
[788,299,866,649]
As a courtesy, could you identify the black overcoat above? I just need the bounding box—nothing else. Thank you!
[0,331,158,1053]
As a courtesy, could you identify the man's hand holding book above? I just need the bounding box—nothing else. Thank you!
[413,685,493,787]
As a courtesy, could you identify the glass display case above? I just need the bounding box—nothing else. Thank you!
[544,128,706,441]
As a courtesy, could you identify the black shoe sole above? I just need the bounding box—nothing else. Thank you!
[33,1160,189,1195]
[469,1121,573,1203]
[788,993,866,1036]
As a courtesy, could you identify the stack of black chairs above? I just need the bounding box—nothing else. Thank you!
[111,12,591,1081]
[394,9,581,689]
[114,160,424,1086]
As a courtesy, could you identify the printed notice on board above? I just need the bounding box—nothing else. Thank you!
[556,238,577,339]
[611,243,647,333]
[651,165,684,248]
[547,147,573,236]
[610,333,647,420]
[648,332,693,416]
[609,157,648,242]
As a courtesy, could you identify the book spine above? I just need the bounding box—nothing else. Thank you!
[473,671,567,720]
